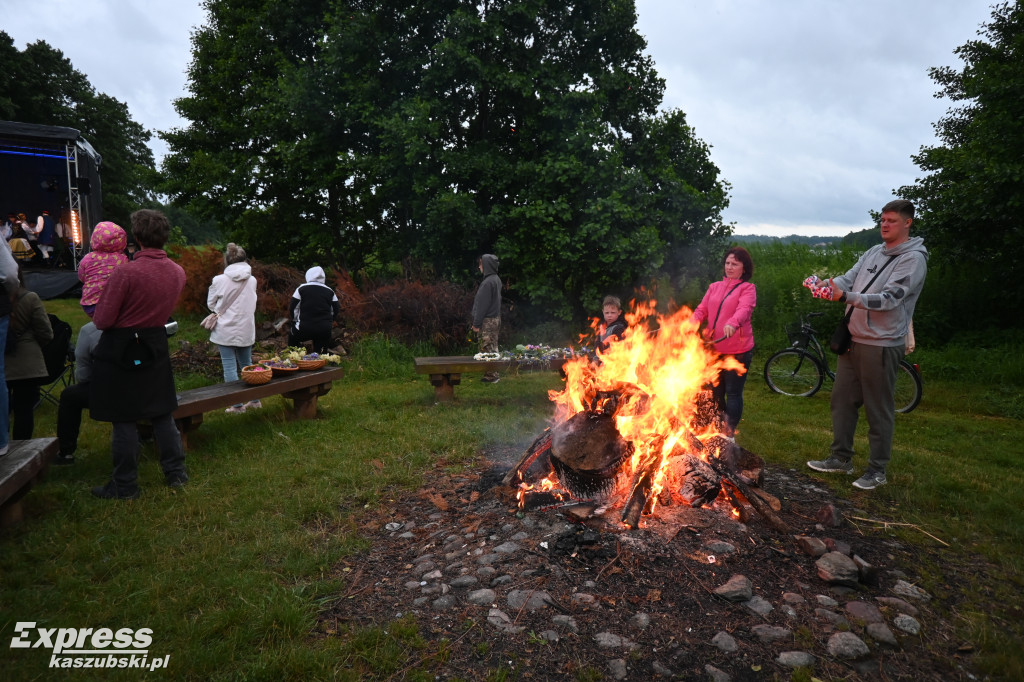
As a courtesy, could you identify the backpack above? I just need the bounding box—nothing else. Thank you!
[39,314,74,382]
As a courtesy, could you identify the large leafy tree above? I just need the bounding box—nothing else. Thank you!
[163,0,730,319]
[898,1,1024,326]
[0,32,157,226]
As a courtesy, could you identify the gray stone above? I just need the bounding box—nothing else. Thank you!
[487,608,524,634]
[845,600,885,624]
[795,535,828,557]
[875,596,919,617]
[823,538,851,555]
[398,531,415,539]
[510,531,530,541]
[710,631,738,653]
[780,605,799,619]
[572,593,596,606]
[743,595,774,616]
[815,551,860,587]
[594,632,636,649]
[552,614,579,633]
[450,575,479,588]
[893,613,921,635]
[493,541,521,554]
[422,569,443,581]
[776,651,815,668]
[867,622,899,647]
[814,608,850,629]
[892,579,932,601]
[651,660,674,676]
[751,624,792,644]
[431,595,458,611]
[404,581,421,590]
[714,574,753,602]
[539,629,559,643]
[412,596,430,606]
[631,612,651,629]
[507,589,552,611]
[490,575,513,586]
[705,664,732,682]
[826,631,871,660]
[607,659,628,680]
[816,594,839,607]
[467,588,496,605]
[782,592,806,605]
[476,553,502,566]
[704,540,737,554]
[853,554,879,586]
[476,566,497,579]
[414,560,437,574]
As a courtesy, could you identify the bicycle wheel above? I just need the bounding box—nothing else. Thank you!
[763,349,825,397]
[894,360,923,413]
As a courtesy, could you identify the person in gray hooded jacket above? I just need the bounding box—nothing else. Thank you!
[471,254,502,383]
[807,199,928,490]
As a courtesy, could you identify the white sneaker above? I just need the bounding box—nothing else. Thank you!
[0,443,8,457]
[245,400,262,409]
[225,405,246,414]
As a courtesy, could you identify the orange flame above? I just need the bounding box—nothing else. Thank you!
[544,299,745,520]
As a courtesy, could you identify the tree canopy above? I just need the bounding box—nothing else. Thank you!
[898,1,1024,326]
[162,0,731,319]
[0,32,157,227]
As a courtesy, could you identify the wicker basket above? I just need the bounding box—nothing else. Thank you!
[296,358,327,370]
[268,363,300,378]
[241,365,272,385]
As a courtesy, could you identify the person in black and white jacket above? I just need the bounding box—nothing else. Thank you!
[288,266,339,354]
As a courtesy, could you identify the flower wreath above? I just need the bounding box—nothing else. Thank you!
[473,352,502,361]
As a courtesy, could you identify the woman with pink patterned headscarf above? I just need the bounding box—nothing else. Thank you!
[78,221,128,316]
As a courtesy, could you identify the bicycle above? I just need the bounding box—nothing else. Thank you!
[763,312,923,413]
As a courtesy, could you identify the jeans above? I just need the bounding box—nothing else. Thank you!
[217,344,253,382]
[712,349,754,433]
[0,315,8,450]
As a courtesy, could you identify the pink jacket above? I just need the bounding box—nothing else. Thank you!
[691,278,756,355]
[78,222,128,307]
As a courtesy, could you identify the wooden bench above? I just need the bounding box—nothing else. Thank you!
[414,356,567,401]
[172,366,344,450]
[0,438,59,527]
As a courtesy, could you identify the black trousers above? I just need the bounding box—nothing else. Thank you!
[57,381,90,456]
[7,379,41,440]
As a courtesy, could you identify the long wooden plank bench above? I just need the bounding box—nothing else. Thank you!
[414,356,566,401]
[173,366,344,450]
[0,437,59,527]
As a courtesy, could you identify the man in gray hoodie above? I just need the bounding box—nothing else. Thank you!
[807,199,928,490]
[471,254,502,383]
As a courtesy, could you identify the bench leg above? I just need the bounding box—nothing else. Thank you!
[175,415,204,453]
[283,383,332,419]
[428,373,461,402]
[1,499,24,527]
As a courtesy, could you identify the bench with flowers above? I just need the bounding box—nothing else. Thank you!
[414,344,579,402]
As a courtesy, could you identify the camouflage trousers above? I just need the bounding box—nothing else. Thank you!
[480,317,500,380]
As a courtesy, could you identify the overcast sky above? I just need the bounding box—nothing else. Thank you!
[1,0,998,236]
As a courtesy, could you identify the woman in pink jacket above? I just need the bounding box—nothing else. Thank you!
[691,247,757,434]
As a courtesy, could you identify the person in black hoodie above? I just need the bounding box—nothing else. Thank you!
[288,266,339,354]
[0,239,19,457]
[471,254,502,383]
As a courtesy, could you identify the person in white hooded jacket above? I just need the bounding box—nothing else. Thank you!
[207,243,259,413]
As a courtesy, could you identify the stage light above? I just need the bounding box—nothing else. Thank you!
[70,210,82,245]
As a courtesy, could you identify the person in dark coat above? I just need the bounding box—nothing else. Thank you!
[90,209,187,500]
[288,266,339,354]
[5,266,53,440]
[471,254,502,383]
[0,239,16,458]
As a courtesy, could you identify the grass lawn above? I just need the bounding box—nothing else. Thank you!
[2,299,1022,680]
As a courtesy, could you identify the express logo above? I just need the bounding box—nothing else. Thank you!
[10,622,169,671]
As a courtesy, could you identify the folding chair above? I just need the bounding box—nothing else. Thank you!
[36,314,76,409]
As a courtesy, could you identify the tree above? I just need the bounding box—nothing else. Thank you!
[0,32,157,226]
[162,0,731,320]
[898,1,1024,327]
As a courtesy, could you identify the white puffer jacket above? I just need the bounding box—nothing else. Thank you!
[206,262,257,347]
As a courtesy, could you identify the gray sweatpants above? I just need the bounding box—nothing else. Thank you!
[829,342,904,475]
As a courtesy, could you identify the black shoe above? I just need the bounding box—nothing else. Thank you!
[91,483,140,500]
[54,453,76,465]
[165,474,189,488]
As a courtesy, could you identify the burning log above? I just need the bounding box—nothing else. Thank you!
[549,411,632,500]
[502,428,554,487]
[621,451,664,528]
[677,453,722,508]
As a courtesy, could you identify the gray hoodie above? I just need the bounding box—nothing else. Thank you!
[833,236,928,347]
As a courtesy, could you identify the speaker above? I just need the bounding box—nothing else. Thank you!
[77,177,91,194]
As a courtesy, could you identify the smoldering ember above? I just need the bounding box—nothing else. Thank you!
[321,303,978,680]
